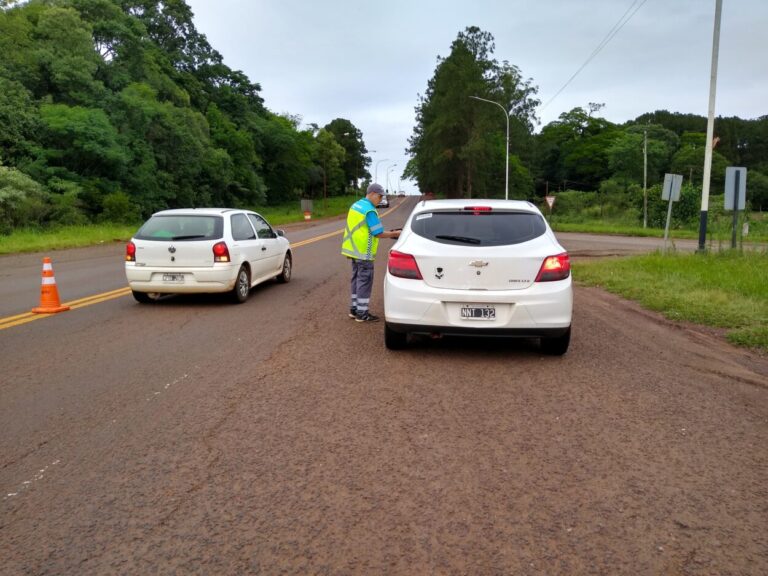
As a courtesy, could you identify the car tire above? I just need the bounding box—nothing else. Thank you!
[385,323,408,350]
[132,290,154,304]
[540,326,571,356]
[231,265,250,303]
[276,253,292,283]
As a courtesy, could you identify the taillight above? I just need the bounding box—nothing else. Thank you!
[125,241,136,262]
[535,253,570,282]
[464,206,492,215]
[212,241,230,262]
[388,250,423,280]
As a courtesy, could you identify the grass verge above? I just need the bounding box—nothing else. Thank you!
[551,220,768,243]
[0,195,361,255]
[0,224,140,255]
[575,250,768,351]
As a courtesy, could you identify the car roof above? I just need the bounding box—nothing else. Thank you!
[411,199,541,214]
[150,208,249,216]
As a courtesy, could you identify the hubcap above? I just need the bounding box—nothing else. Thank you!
[238,271,248,297]
[283,258,291,279]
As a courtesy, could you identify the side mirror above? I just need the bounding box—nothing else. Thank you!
[276,229,285,237]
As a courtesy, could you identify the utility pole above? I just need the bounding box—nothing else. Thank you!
[697,0,723,252]
[643,130,648,228]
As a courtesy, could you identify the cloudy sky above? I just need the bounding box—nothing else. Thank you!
[185,0,767,194]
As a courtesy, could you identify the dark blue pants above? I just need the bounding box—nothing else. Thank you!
[350,259,374,314]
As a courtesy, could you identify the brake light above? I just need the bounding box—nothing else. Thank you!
[388,250,423,280]
[212,241,230,262]
[464,206,492,215]
[535,253,571,282]
[125,241,136,262]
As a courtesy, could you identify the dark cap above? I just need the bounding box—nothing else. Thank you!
[367,183,386,196]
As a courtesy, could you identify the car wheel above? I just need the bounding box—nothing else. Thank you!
[231,265,250,303]
[385,323,408,350]
[541,326,571,356]
[132,290,154,304]
[276,253,292,283]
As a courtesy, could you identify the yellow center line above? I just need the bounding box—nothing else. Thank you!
[291,229,343,248]
[0,203,408,331]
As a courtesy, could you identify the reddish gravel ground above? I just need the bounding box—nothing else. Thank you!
[1,222,766,575]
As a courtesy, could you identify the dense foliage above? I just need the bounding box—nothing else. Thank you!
[0,0,371,231]
[2,8,766,233]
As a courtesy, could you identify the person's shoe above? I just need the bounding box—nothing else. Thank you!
[348,308,357,319]
[355,312,380,323]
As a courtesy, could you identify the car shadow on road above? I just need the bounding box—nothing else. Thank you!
[129,279,284,307]
[402,334,544,355]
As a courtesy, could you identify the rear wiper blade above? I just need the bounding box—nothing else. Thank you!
[435,235,481,244]
[171,234,207,240]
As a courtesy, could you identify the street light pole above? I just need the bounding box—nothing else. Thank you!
[386,164,397,193]
[470,95,510,200]
[374,158,389,184]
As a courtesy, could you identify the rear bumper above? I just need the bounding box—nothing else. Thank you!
[385,322,570,337]
[125,264,238,294]
[384,274,572,334]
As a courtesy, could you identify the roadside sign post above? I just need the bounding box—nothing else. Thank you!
[662,174,683,254]
[544,195,555,220]
[724,167,747,249]
[301,198,313,221]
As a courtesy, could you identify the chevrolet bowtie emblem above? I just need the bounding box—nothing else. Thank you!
[469,260,488,268]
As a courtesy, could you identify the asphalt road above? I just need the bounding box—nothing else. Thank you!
[1,198,767,575]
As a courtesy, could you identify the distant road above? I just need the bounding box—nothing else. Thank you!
[557,232,699,257]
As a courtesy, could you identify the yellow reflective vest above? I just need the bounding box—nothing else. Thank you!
[341,199,379,261]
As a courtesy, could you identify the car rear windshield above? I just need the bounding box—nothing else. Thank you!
[134,215,224,241]
[410,211,546,247]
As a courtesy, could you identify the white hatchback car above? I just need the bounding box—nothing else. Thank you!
[383,199,572,354]
[125,208,292,304]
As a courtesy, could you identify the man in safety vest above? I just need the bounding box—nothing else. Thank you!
[341,183,400,322]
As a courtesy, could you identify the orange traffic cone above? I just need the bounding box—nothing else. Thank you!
[31,257,70,314]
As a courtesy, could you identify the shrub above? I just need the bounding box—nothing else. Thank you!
[642,183,701,228]
[99,191,141,224]
[0,166,50,234]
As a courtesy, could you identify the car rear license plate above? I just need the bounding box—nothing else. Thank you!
[461,306,496,320]
[162,273,184,282]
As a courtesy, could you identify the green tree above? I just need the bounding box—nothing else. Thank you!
[409,26,539,198]
[0,165,49,233]
[206,103,266,206]
[32,6,107,105]
[252,113,314,205]
[0,77,40,164]
[745,170,768,211]
[313,128,346,200]
[670,145,729,189]
[534,107,618,193]
[607,126,676,187]
[324,118,369,189]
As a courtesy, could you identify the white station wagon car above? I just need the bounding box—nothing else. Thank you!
[125,208,292,304]
[383,199,572,354]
